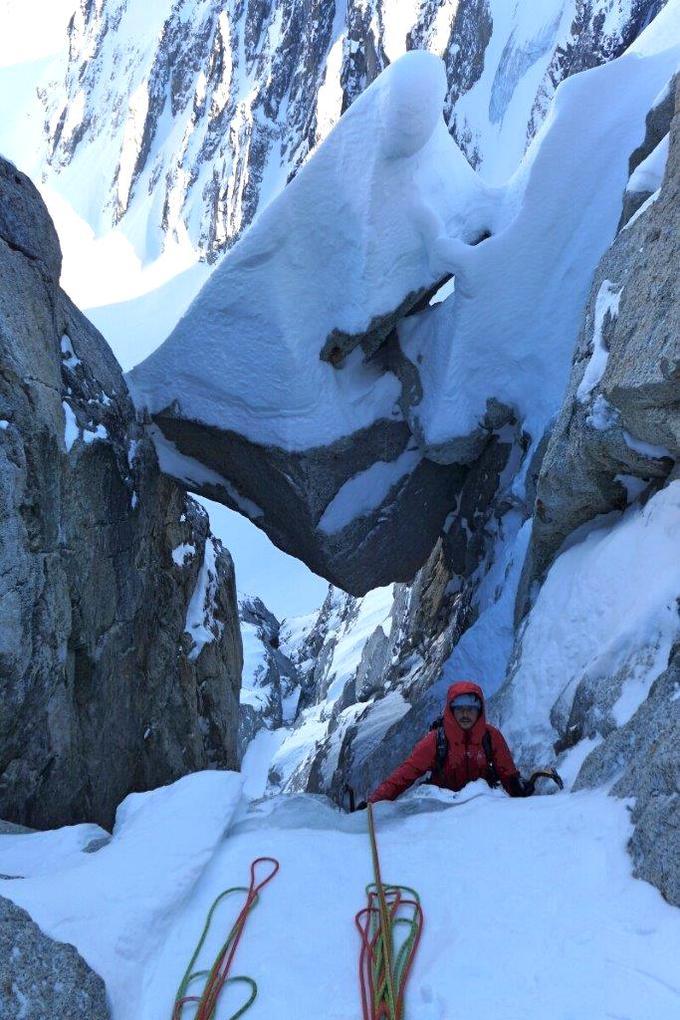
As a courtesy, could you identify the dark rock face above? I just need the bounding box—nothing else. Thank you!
[517,76,680,619]
[0,895,110,1018]
[150,410,465,595]
[619,71,677,228]
[0,158,242,829]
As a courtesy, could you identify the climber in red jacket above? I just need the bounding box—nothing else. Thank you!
[368,680,532,803]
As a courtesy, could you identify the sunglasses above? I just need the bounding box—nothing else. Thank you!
[449,700,481,712]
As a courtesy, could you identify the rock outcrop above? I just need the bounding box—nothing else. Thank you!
[0,895,110,1019]
[491,76,680,906]
[573,642,680,906]
[238,595,300,756]
[518,76,680,616]
[0,157,242,829]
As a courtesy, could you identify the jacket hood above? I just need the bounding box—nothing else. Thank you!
[445,681,487,741]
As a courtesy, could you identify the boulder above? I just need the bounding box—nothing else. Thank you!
[128,53,492,595]
[0,157,242,829]
[0,896,110,1018]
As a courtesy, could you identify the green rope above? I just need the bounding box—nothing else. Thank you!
[172,887,259,1020]
[360,803,424,1019]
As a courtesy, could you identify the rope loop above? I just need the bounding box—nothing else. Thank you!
[356,804,423,1019]
[172,856,279,1020]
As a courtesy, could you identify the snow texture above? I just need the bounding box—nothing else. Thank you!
[399,31,680,460]
[576,280,623,402]
[62,400,79,453]
[184,536,224,661]
[627,132,670,193]
[2,775,679,1019]
[2,771,243,1018]
[171,543,195,566]
[318,445,422,535]
[499,482,680,758]
[127,51,497,453]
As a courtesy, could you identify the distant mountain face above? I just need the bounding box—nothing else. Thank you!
[40,0,666,263]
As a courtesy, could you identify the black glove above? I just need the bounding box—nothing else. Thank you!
[353,799,368,812]
[508,774,534,798]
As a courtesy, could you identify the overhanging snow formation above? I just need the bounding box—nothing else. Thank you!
[128,52,492,593]
[128,36,680,594]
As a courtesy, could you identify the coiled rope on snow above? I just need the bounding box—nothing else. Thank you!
[355,803,423,1020]
[172,856,279,1020]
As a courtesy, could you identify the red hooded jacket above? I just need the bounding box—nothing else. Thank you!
[369,681,521,802]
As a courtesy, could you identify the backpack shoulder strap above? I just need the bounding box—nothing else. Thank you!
[482,729,501,788]
[428,716,448,778]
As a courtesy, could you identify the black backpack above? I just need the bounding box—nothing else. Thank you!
[428,716,501,788]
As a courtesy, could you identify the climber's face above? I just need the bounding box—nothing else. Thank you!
[452,705,480,730]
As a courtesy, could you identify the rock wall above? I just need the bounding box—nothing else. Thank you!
[238,595,299,757]
[0,895,110,1019]
[492,76,680,906]
[266,73,680,911]
[517,75,680,612]
[0,158,242,830]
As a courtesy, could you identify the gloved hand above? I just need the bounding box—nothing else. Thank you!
[508,774,534,798]
[353,799,368,812]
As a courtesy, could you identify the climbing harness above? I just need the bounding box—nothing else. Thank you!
[356,802,423,1020]
[172,856,279,1020]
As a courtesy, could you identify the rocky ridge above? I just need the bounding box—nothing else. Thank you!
[238,594,300,756]
[0,156,242,830]
[492,74,680,903]
[39,0,665,261]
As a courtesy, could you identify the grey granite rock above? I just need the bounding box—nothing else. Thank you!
[517,76,680,620]
[148,409,464,596]
[619,70,678,228]
[0,896,110,1018]
[0,158,242,829]
[574,644,680,907]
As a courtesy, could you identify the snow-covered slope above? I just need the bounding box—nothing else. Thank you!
[2,773,679,1018]
[22,0,665,267]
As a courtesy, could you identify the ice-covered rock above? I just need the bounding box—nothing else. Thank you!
[574,643,680,907]
[489,72,680,906]
[0,157,242,829]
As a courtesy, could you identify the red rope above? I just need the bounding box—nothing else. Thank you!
[173,856,279,1020]
[355,805,423,1019]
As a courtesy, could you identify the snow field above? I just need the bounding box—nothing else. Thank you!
[2,774,680,1019]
